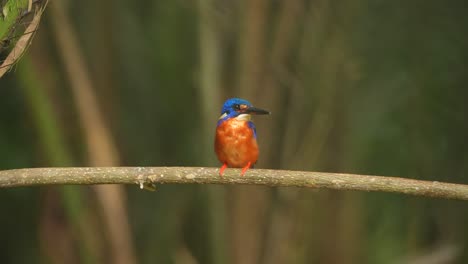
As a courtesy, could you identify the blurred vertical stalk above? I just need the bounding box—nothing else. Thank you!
[280,0,331,167]
[405,77,431,254]
[198,1,227,263]
[17,58,98,264]
[48,1,136,264]
[276,0,364,262]
[274,3,333,260]
[259,1,303,264]
[237,0,267,99]
[87,0,117,125]
[257,0,301,167]
[231,1,270,264]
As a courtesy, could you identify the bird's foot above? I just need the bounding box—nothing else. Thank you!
[219,163,228,176]
[240,162,252,176]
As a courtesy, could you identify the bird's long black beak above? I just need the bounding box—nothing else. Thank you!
[246,106,270,115]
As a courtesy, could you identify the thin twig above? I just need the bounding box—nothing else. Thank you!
[1,167,467,200]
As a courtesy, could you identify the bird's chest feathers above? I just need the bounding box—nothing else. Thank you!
[215,119,259,167]
[216,119,255,142]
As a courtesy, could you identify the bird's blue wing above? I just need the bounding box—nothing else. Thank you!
[247,121,257,139]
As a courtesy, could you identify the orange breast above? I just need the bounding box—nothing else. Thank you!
[215,119,259,168]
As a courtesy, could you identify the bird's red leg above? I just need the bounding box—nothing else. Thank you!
[219,163,228,176]
[240,162,252,176]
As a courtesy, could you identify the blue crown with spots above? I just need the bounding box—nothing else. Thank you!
[221,98,253,115]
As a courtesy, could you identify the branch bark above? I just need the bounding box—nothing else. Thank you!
[1,167,468,200]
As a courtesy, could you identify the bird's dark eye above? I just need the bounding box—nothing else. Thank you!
[233,104,241,111]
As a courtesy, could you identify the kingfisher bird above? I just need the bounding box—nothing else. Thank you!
[215,98,270,176]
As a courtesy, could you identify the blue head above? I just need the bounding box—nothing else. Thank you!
[218,98,270,126]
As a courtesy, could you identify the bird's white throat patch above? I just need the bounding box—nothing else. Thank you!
[235,114,251,121]
[218,113,251,121]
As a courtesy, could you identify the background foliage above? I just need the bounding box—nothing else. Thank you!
[1,0,467,263]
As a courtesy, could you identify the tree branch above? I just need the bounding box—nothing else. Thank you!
[1,167,467,200]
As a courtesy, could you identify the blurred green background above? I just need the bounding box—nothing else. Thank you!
[1,0,468,263]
